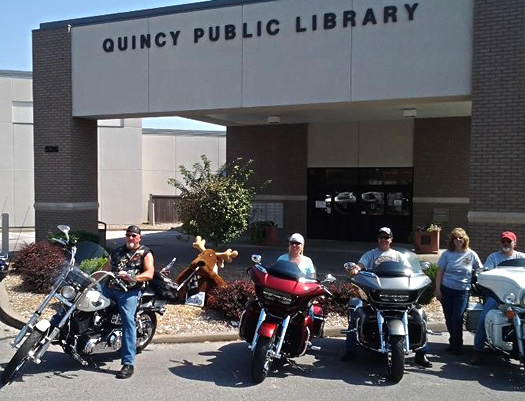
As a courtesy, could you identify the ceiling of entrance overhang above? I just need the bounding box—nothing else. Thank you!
[175,99,471,127]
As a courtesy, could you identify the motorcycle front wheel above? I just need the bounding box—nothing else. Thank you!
[1,329,45,384]
[136,311,157,353]
[386,335,405,383]
[251,335,275,383]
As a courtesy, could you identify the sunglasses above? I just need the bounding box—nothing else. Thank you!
[377,236,391,240]
[289,241,302,246]
[125,233,139,239]
[501,239,512,244]
[454,237,464,241]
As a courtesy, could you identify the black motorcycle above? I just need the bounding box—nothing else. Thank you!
[1,225,167,385]
[343,250,431,383]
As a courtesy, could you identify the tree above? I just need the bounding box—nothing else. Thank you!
[168,155,269,247]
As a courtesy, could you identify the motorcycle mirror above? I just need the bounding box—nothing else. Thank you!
[322,274,336,283]
[420,261,431,271]
[344,262,356,271]
[251,254,262,264]
[57,225,71,243]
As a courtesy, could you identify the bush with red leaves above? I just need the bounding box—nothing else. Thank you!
[12,241,66,293]
[207,280,255,320]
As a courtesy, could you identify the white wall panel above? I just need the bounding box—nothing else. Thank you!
[98,126,142,170]
[99,170,143,224]
[175,136,222,172]
[13,169,34,226]
[148,7,243,112]
[13,124,33,170]
[0,123,14,170]
[0,78,12,123]
[12,102,33,124]
[242,0,351,107]
[72,19,150,116]
[12,78,32,102]
[142,134,175,171]
[351,0,472,100]
[0,171,13,218]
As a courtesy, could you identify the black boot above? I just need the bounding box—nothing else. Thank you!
[415,352,432,368]
[116,364,134,379]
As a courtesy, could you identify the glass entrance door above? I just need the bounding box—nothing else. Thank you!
[307,168,413,242]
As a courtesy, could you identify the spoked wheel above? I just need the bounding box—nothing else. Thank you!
[136,311,157,353]
[251,336,275,383]
[386,335,405,383]
[1,330,45,384]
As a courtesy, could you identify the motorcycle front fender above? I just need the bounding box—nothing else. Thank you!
[387,319,406,336]
[258,322,278,339]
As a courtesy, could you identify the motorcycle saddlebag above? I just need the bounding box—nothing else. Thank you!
[464,302,483,332]
[149,272,180,301]
[239,300,261,343]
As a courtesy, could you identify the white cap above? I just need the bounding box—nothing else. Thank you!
[289,233,305,245]
[378,227,393,237]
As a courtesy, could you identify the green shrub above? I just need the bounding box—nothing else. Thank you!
[207,280,255,320]
[419,262,439,305]
[79,257,108,275]
[12,241,66,293]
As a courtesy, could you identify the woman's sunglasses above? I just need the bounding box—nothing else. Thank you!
[289,241,302,246]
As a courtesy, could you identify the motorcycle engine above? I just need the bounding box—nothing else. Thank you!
[81,329,123,354]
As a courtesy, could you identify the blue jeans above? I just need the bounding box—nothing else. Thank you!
[102,286,140,366]
[473,296,498,352]
[440,285,470,350]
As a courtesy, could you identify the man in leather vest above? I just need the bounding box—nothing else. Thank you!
[102,225,154,379]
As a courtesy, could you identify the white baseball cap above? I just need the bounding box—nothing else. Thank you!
[289,233,305,245]
[378,227,393,237]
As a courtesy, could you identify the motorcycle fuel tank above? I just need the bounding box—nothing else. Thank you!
[77,289,111,312]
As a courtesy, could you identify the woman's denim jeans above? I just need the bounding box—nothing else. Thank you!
[440,285,470,350]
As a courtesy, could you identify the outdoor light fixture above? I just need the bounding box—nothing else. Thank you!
[267,116,281,124]
[403,108,417,118]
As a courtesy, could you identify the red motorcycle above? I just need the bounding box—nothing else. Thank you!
[239,255,335,383]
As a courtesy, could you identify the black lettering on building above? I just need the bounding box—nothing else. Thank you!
[343,11,356,27]
[194,28,205,43]
[225,24,236,40]
[324,12,336,30]
[155,32,167,47]
[267,19,280,35]
[405,3,419,20]
[296,16,307,32]
[243,22,253,38]
[311,15,317,31]
[103,38,114,53]
[140,34,151,49]
[117,37,128,51]
[169,31,180,46]
[209,26,220,42]
[384,6,397,23]
[362,9,377,25]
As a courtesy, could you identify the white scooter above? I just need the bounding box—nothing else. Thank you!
[464,258,525,367]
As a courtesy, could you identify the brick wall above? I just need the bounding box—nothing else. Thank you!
[227,124,308,236]
[412,117,471,246]
[469,1,525,259]
[33,27,98,240]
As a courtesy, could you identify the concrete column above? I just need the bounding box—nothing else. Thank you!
[469,1,525,259]
[32,26,98,241]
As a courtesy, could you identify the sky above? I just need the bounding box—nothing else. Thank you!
[1,0,225,131]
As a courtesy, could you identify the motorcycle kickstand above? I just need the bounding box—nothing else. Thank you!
[285,358,311,374]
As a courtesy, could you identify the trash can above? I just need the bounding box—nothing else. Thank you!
[98,221,107,249]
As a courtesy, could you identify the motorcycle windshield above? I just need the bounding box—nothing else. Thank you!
[74,241,109,267]
[497,258,525,268]
[266,260,306,281]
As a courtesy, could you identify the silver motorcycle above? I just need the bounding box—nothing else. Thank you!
[1,225,164,384]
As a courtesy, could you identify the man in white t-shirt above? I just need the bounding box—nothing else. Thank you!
[470,231,525,365]
[342,227,432,368]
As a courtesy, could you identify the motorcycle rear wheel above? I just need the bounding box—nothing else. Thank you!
[251,336,275,383]
[1,330,45,384]
[136,311,157,353]
[387,335,405,383]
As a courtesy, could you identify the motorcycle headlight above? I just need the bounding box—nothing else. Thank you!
[503,292,516,304]
[61,285,77,300]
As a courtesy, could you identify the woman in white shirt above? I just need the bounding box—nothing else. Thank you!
[277,233,316,279]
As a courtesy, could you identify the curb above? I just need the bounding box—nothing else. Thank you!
[151,322,448,344]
